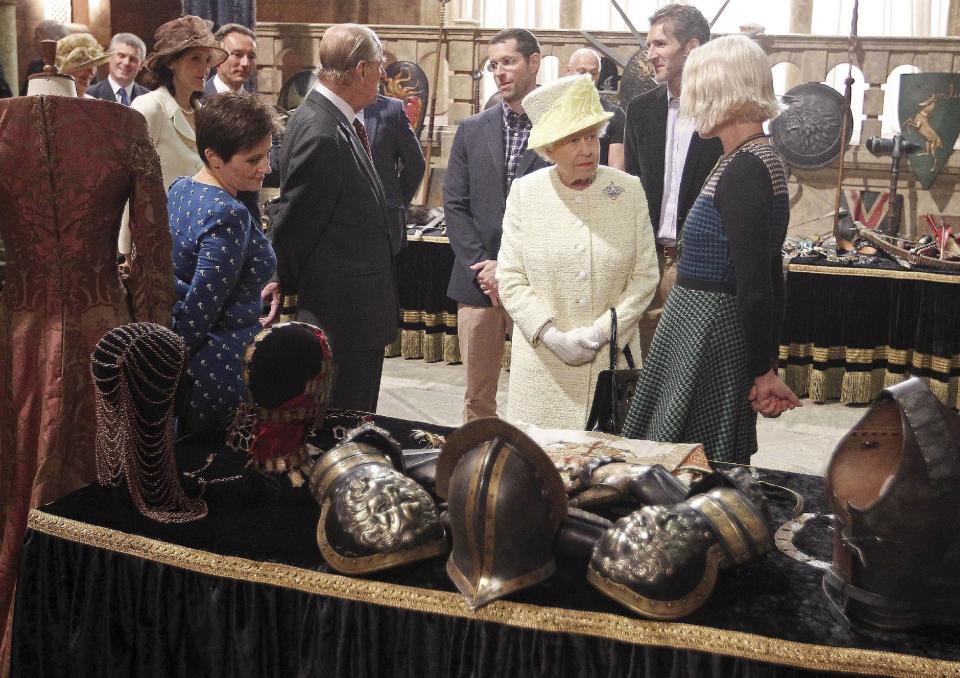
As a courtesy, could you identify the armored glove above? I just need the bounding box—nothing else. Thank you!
[541,325,598,366]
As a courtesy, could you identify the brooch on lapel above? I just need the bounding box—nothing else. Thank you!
[602,182,624,200]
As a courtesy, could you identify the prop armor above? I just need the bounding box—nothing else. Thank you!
[587,487,772,619]
[437,418,568,609]
[309,423,447,574]
[824,377,960,629]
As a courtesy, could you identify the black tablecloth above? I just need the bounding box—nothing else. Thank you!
[391,235,460,363]
[778,257,960,408]
[12,414,960,677]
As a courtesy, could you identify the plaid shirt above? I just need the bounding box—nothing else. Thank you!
[502,103,532,192]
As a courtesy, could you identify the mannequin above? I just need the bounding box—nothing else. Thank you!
[25,39,77,97]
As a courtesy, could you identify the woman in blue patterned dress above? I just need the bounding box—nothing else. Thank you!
[168,91,280,433]
[622,35,801,463]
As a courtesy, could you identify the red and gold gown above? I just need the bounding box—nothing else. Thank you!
[0,96,175,663]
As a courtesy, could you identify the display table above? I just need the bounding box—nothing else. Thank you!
[12,414,960,677]
[387,234,460,363]
[387,235,511,368]
[778,258,960,409]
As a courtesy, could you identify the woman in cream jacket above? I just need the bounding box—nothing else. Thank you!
[496,75,659,429]
[120,16,227,254]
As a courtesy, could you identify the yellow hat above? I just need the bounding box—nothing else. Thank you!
[523,74,613,151]
[55,33,112,74]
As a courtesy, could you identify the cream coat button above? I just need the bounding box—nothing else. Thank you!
[579,297,588,305]
[575,196,583,203]
[574,219,584,227]
[578,271,588,280]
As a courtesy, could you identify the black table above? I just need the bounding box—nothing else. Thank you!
[778,258,960,408]
[389,235,460,363]
[12,415,960,677]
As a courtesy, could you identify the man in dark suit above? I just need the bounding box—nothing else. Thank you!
[444,28,550,422]
[87,33,149,105]
[360,94,425,253]
[272,24,396,413]
[204,23,257,99]
[624,4,722,356]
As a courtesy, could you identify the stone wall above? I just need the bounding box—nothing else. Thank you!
[256,22,960,236]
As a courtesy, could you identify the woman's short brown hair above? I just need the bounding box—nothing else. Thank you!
[196,91,282,165]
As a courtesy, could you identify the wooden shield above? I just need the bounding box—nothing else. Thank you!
[277,69,317,113]
[899,73,960,190]
[383,61,429,136]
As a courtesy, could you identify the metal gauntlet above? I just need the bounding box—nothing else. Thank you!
[309,423,447,574]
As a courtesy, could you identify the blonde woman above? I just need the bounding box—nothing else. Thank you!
[622,35,800,463]
[55,33,111,97]
[496,74,659,429]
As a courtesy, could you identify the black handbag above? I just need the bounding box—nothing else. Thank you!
[585,307,641,435]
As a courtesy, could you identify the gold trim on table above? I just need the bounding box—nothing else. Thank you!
[778,342,960,409]
[27,509,960,678]
[787,263,960,284]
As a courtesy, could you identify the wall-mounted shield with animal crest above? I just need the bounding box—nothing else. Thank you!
[898,73,960,190]
[770,82,852,169]
[382,61,430,137]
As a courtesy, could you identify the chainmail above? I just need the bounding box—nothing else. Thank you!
[92,322,207,523]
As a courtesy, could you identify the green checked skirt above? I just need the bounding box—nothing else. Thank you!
[622,285,758,464]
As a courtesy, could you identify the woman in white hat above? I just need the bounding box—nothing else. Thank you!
[622,35,800,463]
[496,74,659,429]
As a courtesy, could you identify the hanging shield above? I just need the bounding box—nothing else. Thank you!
[770,82,852,169]
[383,61,430,137]
[618,49,659,109]
[277,69,317,113]
[898,73,960,190]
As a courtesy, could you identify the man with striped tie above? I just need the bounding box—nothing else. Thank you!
[87,33,149,105]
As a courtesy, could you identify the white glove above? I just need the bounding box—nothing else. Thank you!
[567,325,608,350]
[541,326,599,366]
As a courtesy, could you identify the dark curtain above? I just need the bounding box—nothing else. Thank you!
[183,0,256,30]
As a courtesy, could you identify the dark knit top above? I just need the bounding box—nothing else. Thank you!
[676,142,789,377]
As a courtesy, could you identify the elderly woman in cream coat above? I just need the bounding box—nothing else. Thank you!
[496,74,659,429]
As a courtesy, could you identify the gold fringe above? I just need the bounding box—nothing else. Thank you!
[501,340,512,372]
[26,510,959,678]
[401,328,423,360]
[882,371,907,390]
[840,371,879,405]
[384,331,401,358]
[809,367,843,402]
[787,263,960,284]
[780,364,811,398]
[422,332,444,363]
[928,378,951,409]
[444,333,461,364]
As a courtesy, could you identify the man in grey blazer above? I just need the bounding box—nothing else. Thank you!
[444,28,550,422]
[361,94,425,253]
[87,33,149,105]
[272,24,397,412]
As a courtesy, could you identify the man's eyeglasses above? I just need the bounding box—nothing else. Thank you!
[487,57,523,73]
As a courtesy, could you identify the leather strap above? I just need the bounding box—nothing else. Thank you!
[607,307,636,370]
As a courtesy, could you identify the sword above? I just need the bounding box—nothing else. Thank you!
[412,0,452,206]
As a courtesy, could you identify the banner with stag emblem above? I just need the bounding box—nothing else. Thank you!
[898,73,960,189]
